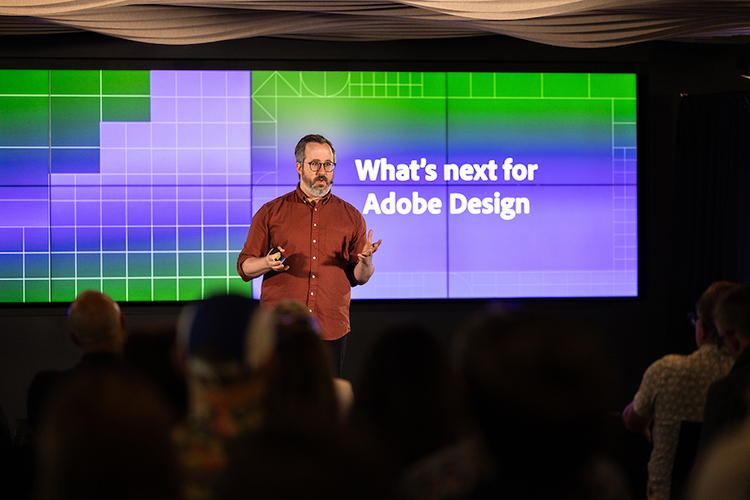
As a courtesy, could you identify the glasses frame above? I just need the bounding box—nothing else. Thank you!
[304,161,336,172]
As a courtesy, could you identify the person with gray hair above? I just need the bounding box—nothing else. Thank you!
[26,290,128,431]
[699,284,750,452]
[67,290,127,351]
[622,281,736,500]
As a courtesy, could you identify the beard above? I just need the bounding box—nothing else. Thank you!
[304,174,332,198]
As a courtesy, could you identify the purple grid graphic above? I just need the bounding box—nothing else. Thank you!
[47,71,252,301]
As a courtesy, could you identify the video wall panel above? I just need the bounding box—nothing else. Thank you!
[0,69,637,302]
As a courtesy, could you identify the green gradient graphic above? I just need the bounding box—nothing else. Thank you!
[0,96,48,146]
[250,70,637,299]
[0,69,636,303]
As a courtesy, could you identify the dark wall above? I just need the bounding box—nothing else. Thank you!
[1,33,750,425]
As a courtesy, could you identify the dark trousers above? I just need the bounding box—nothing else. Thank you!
[325,334,347,378]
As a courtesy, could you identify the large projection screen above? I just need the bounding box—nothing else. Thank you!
[0,69,637,303]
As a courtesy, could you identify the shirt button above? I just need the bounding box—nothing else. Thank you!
[314,223,317,227]
[313,239,316,243]
[310,292,314,296]
[312,274,316,279]
[313,256,316,260]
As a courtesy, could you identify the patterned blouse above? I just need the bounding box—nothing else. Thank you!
[633,343,734,500]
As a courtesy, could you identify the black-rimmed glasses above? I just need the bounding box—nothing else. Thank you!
[305,161,336,172]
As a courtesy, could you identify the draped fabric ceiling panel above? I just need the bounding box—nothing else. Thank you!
[1,1,750,47]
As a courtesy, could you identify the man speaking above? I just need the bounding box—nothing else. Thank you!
[237,134,381,376]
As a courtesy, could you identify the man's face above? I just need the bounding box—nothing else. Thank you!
[297,142,334,198]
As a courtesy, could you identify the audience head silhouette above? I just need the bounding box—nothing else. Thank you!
[458,306,618,499]
[264,300,340,432]
[177,293,273,384]
[695,281,739,346]
[714,284,750,359]
[35,367,181,500]
[350,323,467,469]
[67,290,126,353]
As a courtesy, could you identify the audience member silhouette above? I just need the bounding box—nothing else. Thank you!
[219,422,392,500]
[218,301,395,500]
[263,301,342,432]
[268,299,354,423]
[34,366,182,500]
[123,323,189,425]
[7,295,667,500]
[0,402,13,499]
[688,416,750,500]
[173,293,274,500]
[456,306,628,500]
[623,281,736,500]
[348,324,469,474]
[700,284,750,452]
[26,290,127,432]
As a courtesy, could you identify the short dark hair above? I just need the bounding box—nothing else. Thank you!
[294,134,336,165]
[714,284,750,341]
[697,281,739,344]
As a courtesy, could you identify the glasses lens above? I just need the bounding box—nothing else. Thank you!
[309,161,335,172]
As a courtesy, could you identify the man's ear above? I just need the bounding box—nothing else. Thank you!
[725,332,742,355]
[696,321,708,345]
[296,162,303,176]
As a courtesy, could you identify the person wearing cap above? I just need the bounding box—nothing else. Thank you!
[173,293,274,500]
[236,134,381,377]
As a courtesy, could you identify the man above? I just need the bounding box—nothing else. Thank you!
[700,284,750,451]
[27,290,128,431]
[236,134,381,376]
[623,281,736,500]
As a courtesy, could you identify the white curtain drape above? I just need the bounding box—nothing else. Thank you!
[0,1,749,47]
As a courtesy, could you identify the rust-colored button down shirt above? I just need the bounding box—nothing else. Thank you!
[236,185,367,340]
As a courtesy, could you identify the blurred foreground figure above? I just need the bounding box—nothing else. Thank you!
[123,323,189,425]
[35,367,182,500]
[174,293,274,500]
[349,324,469,472]
[700,284,750,451]
[27,290,128,431]
[264,300,347,430]
[688,421,750,500]
[457,307,629,500]
[218,300,393,500]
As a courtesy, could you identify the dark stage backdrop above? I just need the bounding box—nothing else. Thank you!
[672,92,750,310]
[2,33,750,427]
